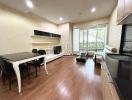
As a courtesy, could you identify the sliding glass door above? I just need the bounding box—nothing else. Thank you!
[79,30,84,52]
[79,30,88,52]
[84,30,88,52]
[88,27,97,51]
[73,24,107,54]
[96,25,106,50]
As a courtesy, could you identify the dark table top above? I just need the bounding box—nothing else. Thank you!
[0,52,40,61]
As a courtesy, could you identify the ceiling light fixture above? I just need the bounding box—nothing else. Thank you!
[91,7,96,13]
[59,17,63,21]
[26,0,34,8]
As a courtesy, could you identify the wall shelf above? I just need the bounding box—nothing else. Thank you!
[31,35,60,39]
[34,30,61,38]
[44,48,52,50]
[31,30,61,51]
[32,42,52,45]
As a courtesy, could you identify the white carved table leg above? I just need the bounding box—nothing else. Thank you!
[44,57,48,74]
[13,62,21,93]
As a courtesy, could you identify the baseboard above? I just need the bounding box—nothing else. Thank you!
[46,56,63,63]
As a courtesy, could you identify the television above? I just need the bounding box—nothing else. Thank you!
[54,46,62,54]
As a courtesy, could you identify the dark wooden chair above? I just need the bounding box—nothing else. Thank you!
[0,58,29,90]
[32,49,38,54]
[0,58,14,89]
[28,50,46,77]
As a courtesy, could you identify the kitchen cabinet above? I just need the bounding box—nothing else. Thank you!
[125,0,132,15]
[101,62,120,100]
[117,0,132,24]
[120,24,132,53]
[117,0,125,23]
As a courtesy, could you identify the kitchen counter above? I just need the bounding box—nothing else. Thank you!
[106,53,132,100]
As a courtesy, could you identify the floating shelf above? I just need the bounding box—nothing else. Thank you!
[32,42,52,45]
[44,48,53,50]
[31,35,60,39]
[34,48,52,51]
[34,30,61,38]
[31,30,61,51]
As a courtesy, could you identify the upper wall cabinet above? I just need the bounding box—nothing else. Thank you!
[117,0,132,24]
[34,30,61,38]
[125,0,132,15]
[117,0,125,23]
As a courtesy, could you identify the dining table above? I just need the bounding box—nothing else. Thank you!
[0,52,48,93]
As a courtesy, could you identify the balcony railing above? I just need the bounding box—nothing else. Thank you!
[79,42,104,52]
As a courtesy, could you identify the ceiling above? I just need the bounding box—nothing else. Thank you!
[0,0,117,24]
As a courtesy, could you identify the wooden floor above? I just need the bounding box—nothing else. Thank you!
[0,56,102,100]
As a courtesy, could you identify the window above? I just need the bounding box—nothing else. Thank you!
[73,24,107,53]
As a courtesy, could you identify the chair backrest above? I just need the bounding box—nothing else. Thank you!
[38,50,46,55]
[32,49,38,53]
[0,58,5,70]
[38,50,46,64]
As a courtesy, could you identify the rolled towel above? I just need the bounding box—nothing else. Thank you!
[111,48,117,53]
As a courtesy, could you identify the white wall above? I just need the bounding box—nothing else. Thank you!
[58,23,72,55]
[0,4,58,55]
[0,3,122,55]
[108,6,122,52]
[73,17,109,29]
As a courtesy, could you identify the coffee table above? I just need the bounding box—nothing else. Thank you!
[76,56,87,63]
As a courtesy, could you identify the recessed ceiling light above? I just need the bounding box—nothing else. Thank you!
[91,7,96,13]
[26,0,34,8]
[59,17,63,21]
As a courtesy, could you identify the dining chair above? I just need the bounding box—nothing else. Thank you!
[32,49,38,53]
[38,50,46,66]
[28,50,46,77]
[19,63,30,79]
[0,58,29,90]
[0,65,2,76]
[0,58,15,90]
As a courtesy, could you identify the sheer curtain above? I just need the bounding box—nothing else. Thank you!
[73,29,79,53]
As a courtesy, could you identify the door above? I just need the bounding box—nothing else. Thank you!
[84,30,88,52]
[97,25,106,51]
[88,27,97,51]
[79,30,84,52]
[73,24,107,54]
